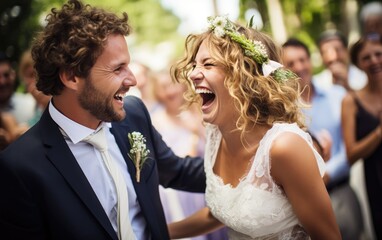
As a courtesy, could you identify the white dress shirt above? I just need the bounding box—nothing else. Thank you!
[49,102,149,239]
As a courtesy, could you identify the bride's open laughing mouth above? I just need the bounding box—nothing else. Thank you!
[195,87,215,110]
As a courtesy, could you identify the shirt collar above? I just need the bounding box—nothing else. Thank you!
[49,100,111,144]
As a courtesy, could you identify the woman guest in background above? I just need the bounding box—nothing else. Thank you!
[342,35,382,240]
[168,16,341,240]
[18,49,51,126]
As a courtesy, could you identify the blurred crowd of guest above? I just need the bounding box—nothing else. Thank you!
[0,49,50,150]
[280,2,382,239]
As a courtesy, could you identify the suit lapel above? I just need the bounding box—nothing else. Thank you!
[110,122,152,184]
[39,110,118,240]
[111,117,168,239]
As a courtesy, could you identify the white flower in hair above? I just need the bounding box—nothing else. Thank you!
[208,15,229,37]
[214,27,226,37]
[212,15,228,28]
[252,40,268,60]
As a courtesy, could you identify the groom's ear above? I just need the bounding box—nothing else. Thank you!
[59,70,83,91]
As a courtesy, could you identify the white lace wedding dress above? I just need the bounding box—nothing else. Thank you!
[204,123,326,240]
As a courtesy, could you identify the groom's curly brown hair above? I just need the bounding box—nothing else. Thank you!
[32,0,130,96]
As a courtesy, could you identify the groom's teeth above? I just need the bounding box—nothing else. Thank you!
[114,94,124,101]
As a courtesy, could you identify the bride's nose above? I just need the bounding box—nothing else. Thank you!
[189,67,204,83]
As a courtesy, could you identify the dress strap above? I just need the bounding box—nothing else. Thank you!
[349,92,362,108]
[350,91,379,121]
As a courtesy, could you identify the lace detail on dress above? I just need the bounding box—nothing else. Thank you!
[227,225,309,240]
[204,123,325,239]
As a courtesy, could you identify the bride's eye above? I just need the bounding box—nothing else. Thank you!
[204,62,216,68]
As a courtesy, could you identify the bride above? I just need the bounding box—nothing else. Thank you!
[168,16,341,240]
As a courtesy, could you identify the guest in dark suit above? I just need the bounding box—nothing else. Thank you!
[0,1,205,239]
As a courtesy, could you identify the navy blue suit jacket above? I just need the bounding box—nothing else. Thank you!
[0,96,206,240]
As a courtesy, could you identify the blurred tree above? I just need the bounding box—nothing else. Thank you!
[0,0,65,88]
[239,0,378,46]
[1,0,34,64]
[86,0,180,44]
[0,0,181,71]
[2,0,378,73]
[239,0,377,71]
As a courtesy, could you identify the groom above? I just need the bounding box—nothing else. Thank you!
[0,1,205,239]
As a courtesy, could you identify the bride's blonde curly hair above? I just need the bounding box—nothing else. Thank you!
[171,24,306,135]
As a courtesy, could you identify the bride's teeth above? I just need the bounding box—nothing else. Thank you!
[196,88,213,94]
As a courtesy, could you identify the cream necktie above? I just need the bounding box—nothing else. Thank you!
[83,127,135,240]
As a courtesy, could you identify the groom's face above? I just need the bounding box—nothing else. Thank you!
[78,34,137,122]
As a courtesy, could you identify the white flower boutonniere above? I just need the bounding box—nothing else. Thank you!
[128,132,150,182]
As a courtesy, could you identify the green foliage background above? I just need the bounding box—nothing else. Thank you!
[0,0,181,65]
[0,0,377,70]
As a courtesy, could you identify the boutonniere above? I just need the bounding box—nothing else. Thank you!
[128,131,150,182]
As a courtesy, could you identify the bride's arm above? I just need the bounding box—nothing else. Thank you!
[168,207,224,239]
[271,132,341,240]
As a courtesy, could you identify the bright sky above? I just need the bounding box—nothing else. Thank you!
[160,0,240,35]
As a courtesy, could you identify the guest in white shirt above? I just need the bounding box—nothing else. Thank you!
[314,30,367,91]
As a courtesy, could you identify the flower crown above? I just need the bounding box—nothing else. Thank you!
[207,15,296,82]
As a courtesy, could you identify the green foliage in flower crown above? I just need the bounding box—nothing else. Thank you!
[208,15,294,84]
[247,15,255,28]
[226,31,269,65]
[208,15,269,66]
[272,68,298,82]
